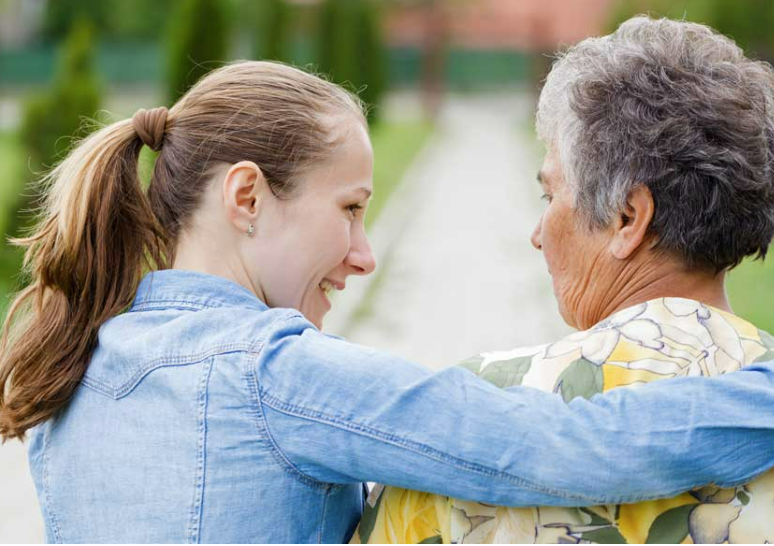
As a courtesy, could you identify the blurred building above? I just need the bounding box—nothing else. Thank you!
[0,0,45,46]
[0,0,617,89]
[386,0,614,51]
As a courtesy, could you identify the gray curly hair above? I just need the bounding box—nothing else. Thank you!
[536,15,774,271]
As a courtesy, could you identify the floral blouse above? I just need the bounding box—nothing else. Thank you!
[352,298,774,544]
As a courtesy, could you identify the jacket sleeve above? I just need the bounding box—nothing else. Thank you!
[254,313,774,507]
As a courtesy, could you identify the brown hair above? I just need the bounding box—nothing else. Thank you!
[0,61,366,440]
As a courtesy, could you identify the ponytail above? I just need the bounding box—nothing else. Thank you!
[0,119,168,440]
[0,60,369,440]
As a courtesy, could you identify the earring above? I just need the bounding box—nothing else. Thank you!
[247,224,255,237]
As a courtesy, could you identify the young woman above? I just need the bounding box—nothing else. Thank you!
[1,61,773,543]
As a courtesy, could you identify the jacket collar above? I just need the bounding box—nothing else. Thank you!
[130,269,268,312]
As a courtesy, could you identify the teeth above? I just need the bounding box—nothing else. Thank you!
[319,280,335,295]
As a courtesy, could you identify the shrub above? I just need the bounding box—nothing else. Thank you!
[20,19,101,170]
[15,19,101,237]
[317,0,387,124]
[167,0,230,103]
[608,0,774,61]
[252,0,292,62]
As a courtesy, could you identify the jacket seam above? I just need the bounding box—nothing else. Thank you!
[259,390,601,504]
[130,299,264,313]
[240,311,333,491]
[82,344,256,399]
[317,486,332,544]
[188,357,214,544]
[243,355,329,490]
[129,300,214,311]
[42,423,63,543]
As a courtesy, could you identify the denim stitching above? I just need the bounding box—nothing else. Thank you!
[130,299,260,312]
[243,356,328,491]
[259,391,602,504]
[238,312,333,491]
[127,302,208,313]
[317,486,332,544]
[260,390,742,505]
[256,311,673,505]
[130,299,210,311]
[82,344,256,399]
[257,312,601,502]
[188,357,214,544]
[42,423,63,543]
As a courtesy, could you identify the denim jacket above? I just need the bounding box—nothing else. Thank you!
[27,270,774,543]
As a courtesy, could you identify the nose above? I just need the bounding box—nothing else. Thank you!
[531,215,543,250]
[346,227,376,276]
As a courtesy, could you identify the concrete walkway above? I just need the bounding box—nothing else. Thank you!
[0,91,570,543]
[0,439,43,543]
[327,92,571,369]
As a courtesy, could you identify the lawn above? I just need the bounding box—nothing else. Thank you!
[0,132,24,237]
[0,132,25,319]
[727,257,774,335]
[367,120,433,228]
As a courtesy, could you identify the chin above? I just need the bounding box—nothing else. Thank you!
[555,297,579,330]
[310,315,324,330]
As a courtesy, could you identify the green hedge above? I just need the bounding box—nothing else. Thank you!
[728,259,774,335]
[166,0,229,102]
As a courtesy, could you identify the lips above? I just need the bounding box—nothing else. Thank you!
[319,278,345,294]
[318,278,345,312]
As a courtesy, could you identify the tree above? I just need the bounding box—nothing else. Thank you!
[41,0,174,42]
[608,0,774,62]
[42,0,110,41]
[20,18,101,172]
[252,0,292,62]
[15,18,102,235]
[167,0,230,103]
[317,0,387,124]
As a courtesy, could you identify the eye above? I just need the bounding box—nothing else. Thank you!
[346,203,364,219]
[541,193,553,203]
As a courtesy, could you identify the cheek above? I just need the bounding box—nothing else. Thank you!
[541,207,584,297]
[316,217,352,264]
[299,216,353,287]
[540,207,567,268]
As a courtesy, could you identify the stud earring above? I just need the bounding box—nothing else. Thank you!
[247,224,255,237]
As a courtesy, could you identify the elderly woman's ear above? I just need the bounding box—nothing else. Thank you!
[610,185,655,260]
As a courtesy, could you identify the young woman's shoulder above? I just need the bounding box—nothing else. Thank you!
[83,305,311,398]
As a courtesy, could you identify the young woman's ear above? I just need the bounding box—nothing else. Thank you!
[610,185,655,260]
[222,161,269,236]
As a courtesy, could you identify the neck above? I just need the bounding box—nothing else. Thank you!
[172,230,267,304]
[576,252,730,330]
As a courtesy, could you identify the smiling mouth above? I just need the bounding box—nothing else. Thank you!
[319,279,344,297]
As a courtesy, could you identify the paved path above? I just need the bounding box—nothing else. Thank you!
[0,439,43,543]
[327,92,571,369]
[0,91,570,543]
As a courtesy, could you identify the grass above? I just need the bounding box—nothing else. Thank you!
[727,257,774,335]
[0,132,26,319]
[367,120,434,228]
[0,132,24,237]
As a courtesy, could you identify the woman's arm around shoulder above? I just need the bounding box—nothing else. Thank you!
[250,312,774,506]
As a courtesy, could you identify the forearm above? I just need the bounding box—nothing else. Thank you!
[259,316,774,505]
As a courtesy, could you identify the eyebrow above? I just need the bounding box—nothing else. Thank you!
[536,171,544,185]
[355,187,373,200]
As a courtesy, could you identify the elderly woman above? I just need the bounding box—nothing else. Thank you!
[355,16,774,544]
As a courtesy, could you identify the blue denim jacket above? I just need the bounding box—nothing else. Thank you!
[27,270,774,543]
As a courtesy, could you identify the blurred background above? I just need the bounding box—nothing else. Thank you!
[1,0,773,542]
